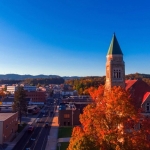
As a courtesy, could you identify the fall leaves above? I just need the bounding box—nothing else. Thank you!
[68,86,150,150]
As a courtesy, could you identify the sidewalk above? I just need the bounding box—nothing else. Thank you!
[58,137,70,142]
[5,108,44,150]
[45,109,59,150]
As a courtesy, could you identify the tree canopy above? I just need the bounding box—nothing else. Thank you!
[68,86,150,150]
[65,76,105,95]
[22,77,64,85]
[12,86,27,124]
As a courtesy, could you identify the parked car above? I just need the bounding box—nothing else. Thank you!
[45,122,49,128]
[36,118,41,123]
[43,114,48,117]
[28,125,34,132]
[41,110,45,113]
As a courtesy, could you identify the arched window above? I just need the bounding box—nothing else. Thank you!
[113,69,121,79]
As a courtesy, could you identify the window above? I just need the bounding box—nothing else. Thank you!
[64,114,70,119]
[113,69,121,79]
[146,103,150,112]
[68,122,70,126]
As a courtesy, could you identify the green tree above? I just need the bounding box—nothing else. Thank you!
[12,86,27,124]
[49,89,54,97]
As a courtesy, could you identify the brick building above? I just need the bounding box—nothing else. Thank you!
[26,91,46,105]
[58,103,80,126]
[58,97,92,126]
[0,112,18,144]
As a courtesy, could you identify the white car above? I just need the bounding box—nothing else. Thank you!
[36,118,40,123]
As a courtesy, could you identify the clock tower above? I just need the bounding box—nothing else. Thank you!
[105,33,125,90]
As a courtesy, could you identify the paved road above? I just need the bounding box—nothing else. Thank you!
[13,99,55,150]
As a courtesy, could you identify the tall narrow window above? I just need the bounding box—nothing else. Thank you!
[119,70,121,78]
[113,69,121,79]
[146,103,150,112]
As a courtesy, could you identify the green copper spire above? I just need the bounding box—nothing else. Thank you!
[107,33,123,55]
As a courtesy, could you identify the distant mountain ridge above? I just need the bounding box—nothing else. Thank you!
[0,74,60,80]
[62,76,81,80]
[0,74,81,80]
[0,73,149,80]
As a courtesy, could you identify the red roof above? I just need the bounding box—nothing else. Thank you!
[142,92,150,104]
[125,80,137,90]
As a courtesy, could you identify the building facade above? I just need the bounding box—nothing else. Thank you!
[7,86,18,94]
[23,86,36,92]
[0,112,18,144]
[26,91,46,105]
[58,103,80,126]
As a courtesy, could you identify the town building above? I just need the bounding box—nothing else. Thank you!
[23,85,36,92]
[0,97,31,112]
[26,91,46,105]
[0,97,14,112]
[58,103,80,126]
[106,34,150,112]
[61,90,78,97]
[0,112,18,144]
[62,96,92,103]
[6,86,18,94]
[58,96,92,126]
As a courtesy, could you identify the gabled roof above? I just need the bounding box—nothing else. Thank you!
[142,92,150,104]
[125,80,137,90]
[107,33,123,55]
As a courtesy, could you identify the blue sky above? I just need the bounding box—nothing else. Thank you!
[0,0,150,76]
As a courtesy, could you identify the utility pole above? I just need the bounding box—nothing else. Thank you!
[72,108,74,127]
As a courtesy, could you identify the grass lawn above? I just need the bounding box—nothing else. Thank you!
[17,122,27,133]
[58,127,73,138]
[57,142,69,150]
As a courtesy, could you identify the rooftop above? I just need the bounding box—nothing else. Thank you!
[0,113,17,121]
[125,79,137,90]
[142,92,150,104]
[59,103,76,110]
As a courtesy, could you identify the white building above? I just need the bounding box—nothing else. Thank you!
[7,86,18,94]
[61,90,78,96]
[23,86,36,92]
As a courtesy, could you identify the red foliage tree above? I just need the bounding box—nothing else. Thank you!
[68,86,150,150]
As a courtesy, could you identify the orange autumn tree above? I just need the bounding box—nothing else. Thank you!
[68,86,150,150]
[0,90,5,97]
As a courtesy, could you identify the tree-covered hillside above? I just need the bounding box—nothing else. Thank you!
[65,73,150,95]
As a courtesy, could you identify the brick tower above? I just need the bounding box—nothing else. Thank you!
[105,33,125,90]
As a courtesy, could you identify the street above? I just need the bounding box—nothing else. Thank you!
[13,98,56,150]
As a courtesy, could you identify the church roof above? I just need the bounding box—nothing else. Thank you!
[125,80,137,91]
[142,92,150,104]
[107,33,123,55]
